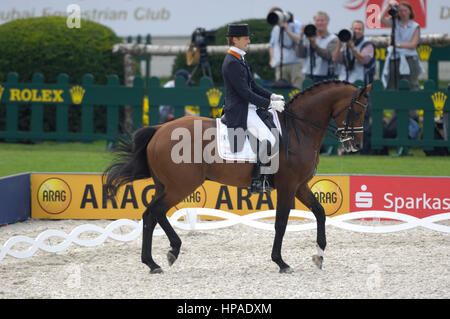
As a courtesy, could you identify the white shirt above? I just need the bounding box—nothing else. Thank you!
[229,46,247,61]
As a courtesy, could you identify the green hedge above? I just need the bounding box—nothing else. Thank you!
[0,17,124,141]
[0,16,123,84]
[172,19,274,86]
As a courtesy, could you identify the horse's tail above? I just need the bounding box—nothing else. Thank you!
[103,125,159,197]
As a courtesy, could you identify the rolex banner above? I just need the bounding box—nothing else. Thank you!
[30,173,350,220]
[0,84,86,105]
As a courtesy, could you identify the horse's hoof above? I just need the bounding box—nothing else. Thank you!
[150,267,163,274]
[279,267,294,274]
[312,255,323,270]
[167,251,177,266]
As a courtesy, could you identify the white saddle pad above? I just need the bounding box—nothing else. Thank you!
[216,109,282,162]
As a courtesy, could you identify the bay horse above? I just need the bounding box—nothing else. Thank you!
[103,80,372,274]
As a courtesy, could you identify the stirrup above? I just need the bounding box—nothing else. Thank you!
[262,176,274,192]
[250,175,273,194]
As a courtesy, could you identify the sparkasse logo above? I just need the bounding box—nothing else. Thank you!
[350,176,449,218]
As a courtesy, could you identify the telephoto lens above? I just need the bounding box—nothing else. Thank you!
[338,29,352,42]
[304,24,317,37]
[266,9,292,26]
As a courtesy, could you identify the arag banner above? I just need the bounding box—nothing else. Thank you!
[30,173,350,219]
[26,173,450,220]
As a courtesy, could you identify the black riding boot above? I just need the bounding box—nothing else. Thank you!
[250,140,273,194]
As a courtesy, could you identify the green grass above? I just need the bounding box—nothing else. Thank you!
[0,141,113,177]
[0,141,449,178]
[317,148,450,176]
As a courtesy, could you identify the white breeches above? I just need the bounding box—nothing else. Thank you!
[246,104,277,147]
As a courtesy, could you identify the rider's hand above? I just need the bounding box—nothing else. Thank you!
[269,100,285,112]
[270,94,285,102]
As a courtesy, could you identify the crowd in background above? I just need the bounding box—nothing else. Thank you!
[160,1,444,155]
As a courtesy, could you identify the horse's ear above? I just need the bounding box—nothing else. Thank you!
[363,83,373,93]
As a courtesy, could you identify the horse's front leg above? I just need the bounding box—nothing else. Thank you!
[271,189,296,274]
[296,183,326,269]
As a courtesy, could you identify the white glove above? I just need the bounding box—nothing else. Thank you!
[270,93,285,102]
[269,100,285,112]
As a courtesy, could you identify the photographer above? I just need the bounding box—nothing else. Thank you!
[333,20,376,154]
[268,7,304,89]
[332,20,375,84]
[294,11,338,83]
[380,0,423,90]
[378,1,423,153]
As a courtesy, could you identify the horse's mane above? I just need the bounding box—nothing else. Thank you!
[287,79,358,108]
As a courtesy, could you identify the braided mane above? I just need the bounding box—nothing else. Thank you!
[287,80,358,108]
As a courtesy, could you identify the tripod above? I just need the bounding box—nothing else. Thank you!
[272,26,293,89]
[187,45,214,86]
[279,27,285,82]
[391,17,398,90]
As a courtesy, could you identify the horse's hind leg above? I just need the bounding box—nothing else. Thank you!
[141,192,183,274]
[153,197,182,267]
[296,183,326,269]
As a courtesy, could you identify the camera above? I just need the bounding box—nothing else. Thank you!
[388,5,399,17]
[304,24,317,37]
[267,9,293,26]
[337,29,353,42]
[191,27,216,48]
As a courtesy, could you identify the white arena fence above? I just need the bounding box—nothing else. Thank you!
[1,209,449,260]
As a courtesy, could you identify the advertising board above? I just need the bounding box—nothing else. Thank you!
[350,175,450,218]
[30,173,350,219]
[1,0,447,36]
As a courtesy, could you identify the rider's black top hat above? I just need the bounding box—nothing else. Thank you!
[226,24,253,37]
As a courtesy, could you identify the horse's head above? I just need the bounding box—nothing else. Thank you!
[331,84,372,152]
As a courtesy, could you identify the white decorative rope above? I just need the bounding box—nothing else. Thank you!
[1,209,449,260]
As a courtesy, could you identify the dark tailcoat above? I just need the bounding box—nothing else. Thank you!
[221,51,272,130]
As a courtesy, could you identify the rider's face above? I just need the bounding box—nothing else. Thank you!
[233,36,250,51]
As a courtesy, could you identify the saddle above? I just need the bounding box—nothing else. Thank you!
[217,109,282,162]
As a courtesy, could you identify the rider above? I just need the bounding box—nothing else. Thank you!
[222,24,285,194]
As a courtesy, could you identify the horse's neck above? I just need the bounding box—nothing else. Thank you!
[280,86,341,152]
[295,88,338,129]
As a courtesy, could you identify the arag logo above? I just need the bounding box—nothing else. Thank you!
[37,178,72,214]
[175,185,207,211]
[310,179,343,216]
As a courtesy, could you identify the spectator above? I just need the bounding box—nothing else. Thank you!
[294,11,338,83]
[378,1,423,151]
[380,0,424,90]
[332,20,375,85]
[332,20,376,154]
[268,7,304,89]
[158,69,194,123]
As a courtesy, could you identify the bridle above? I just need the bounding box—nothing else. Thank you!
[282,86,368,148]
[332,87,368,143]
